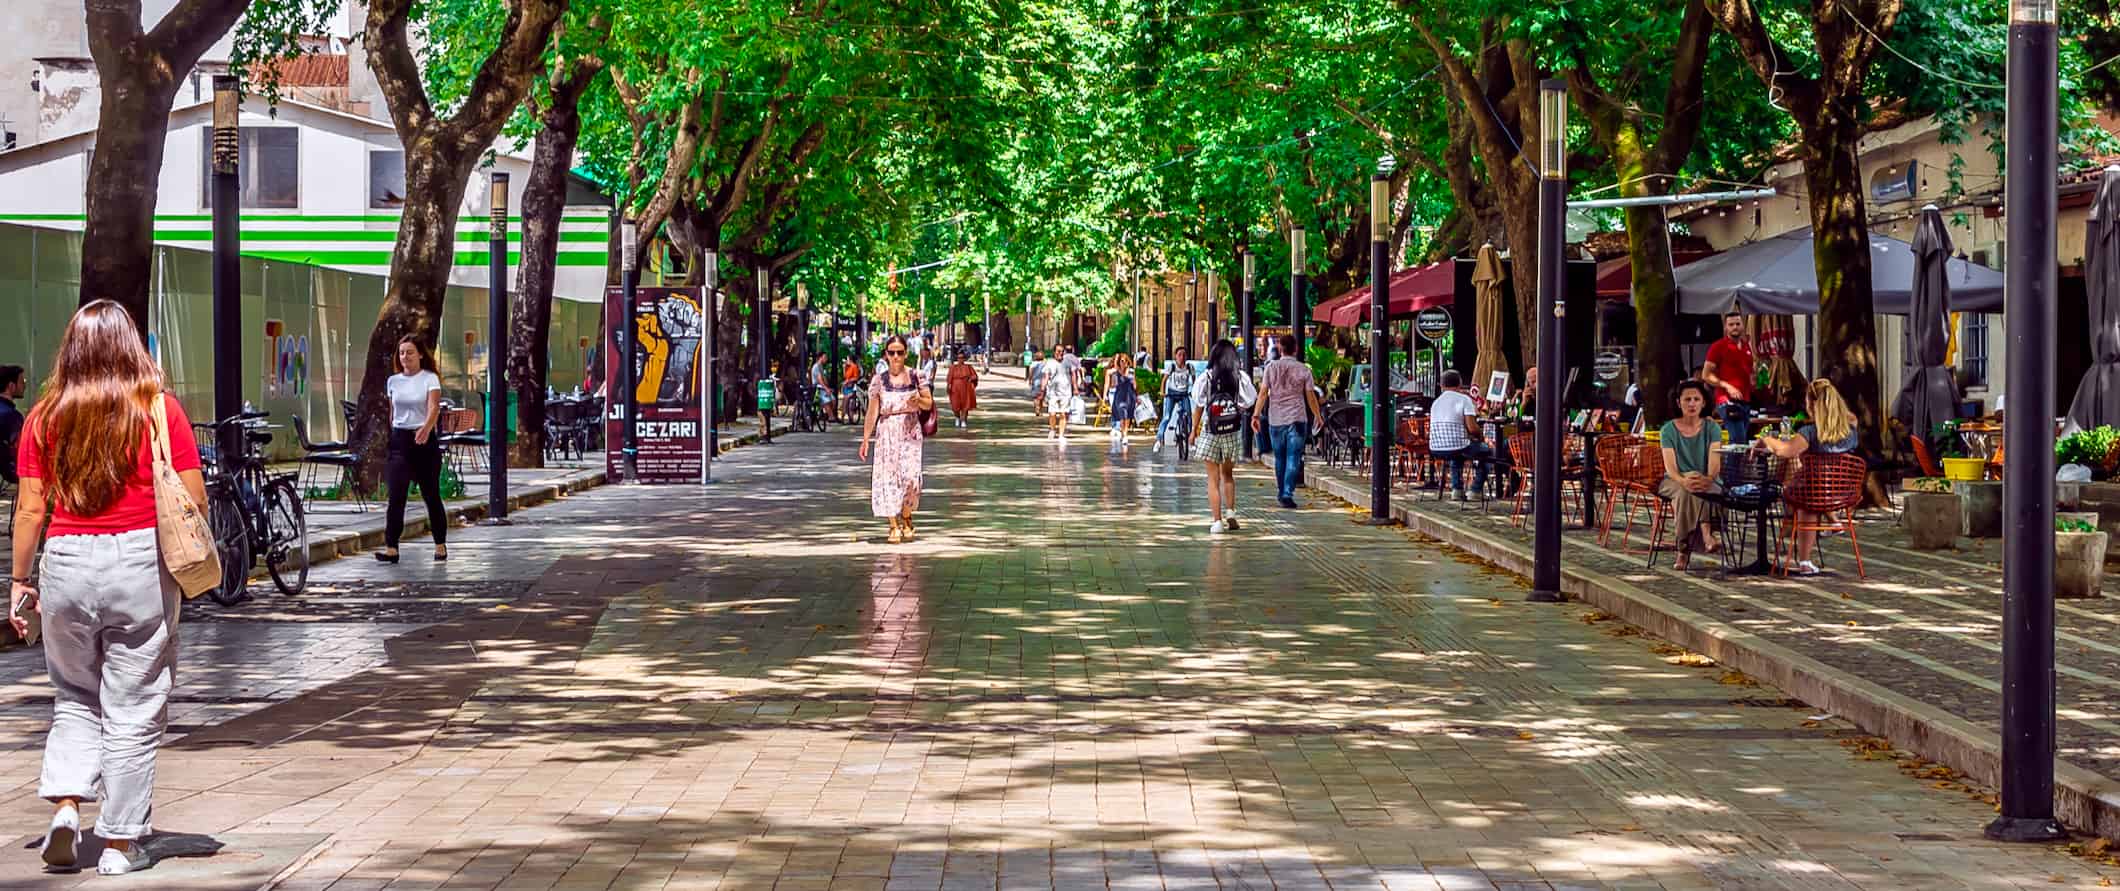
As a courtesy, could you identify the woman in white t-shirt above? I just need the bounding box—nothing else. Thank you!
[1190,339,1258,533]
[376,336,447,564]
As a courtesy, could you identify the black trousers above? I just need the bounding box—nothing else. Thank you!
[385,427,447,549]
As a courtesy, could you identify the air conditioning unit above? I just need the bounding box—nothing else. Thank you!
[1969,241,2002,272]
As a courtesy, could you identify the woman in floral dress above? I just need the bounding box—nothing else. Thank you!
[860,334,934,543]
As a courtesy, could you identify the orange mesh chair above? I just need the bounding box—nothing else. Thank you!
[1623,442,1675,558]
[1593,435,1646,547]
[1394,417,1429,486]
[1509,431,1585,526]
[1779,451,1868,578]
[1909,435,1943,477]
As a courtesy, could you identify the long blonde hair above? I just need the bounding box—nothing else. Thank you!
[1807,379,1854,444]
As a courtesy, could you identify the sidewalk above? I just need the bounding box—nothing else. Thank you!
[1305,463,2120,840]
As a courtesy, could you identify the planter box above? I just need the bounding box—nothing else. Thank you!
[1955,480,2003,538]
[1902,491,1962,550]
[2057,531,2111,599]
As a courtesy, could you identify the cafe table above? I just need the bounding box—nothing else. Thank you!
[1705,446,1789,576]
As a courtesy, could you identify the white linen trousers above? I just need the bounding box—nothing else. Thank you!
[36,527,179,840]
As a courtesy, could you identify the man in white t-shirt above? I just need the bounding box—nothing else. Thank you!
[1038,350,1071,440]
[1428,369,1490,501]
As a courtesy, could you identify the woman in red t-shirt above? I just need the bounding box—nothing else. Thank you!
[8,300,205,875]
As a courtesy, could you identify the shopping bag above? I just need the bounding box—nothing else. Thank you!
[1135,396,1157,422]
[1068,396,1086,425]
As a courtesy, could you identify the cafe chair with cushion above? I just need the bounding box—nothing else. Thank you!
[1778,451,1867,579]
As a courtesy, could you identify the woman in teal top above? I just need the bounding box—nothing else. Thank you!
[1658,379,1725,568]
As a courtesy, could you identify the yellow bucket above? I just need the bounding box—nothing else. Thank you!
[1941,457,1985,481]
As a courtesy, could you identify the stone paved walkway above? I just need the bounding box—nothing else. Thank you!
[1327,459,2120,796]
[0,381,2112,889]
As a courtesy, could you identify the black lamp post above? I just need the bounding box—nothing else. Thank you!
[1530,79,1568,602]
[1988,0,2066,843]
[705,248,719,471]
[1132,269,1141,357]
[482,172,510,523]
[1186,260,1198,358]
[209,75,241,460]
[756,265,772,444]
[619,219,640,483]
[1241,249,1256,460]
[1367,160,1393,523]
[1290,227,1307,358]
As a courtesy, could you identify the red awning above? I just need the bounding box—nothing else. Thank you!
[1594,250,1716,299]
[1324,262,1458,327]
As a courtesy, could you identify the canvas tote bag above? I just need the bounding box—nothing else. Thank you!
[149,396,222,597]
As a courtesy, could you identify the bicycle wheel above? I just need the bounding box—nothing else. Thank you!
[206,491,251,605]
[264,478,309,595]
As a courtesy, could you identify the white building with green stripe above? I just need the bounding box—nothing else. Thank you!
[0,94,613,298]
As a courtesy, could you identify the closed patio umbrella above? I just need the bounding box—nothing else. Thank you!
[2069,166,2120,430]
[1893,205,1960,450]
[1471,244,1507,395]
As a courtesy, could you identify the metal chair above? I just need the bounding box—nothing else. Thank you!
[1509,431,1584,524]
[292,413,368,511]
[1780,451,1868,578]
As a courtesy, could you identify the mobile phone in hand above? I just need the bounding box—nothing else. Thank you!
[11,593,39,646]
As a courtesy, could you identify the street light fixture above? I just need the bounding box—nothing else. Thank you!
[1241,248,1257,460]
[1290,226,1307,357]
[1367,157,1394,524]
[1989,0,2065,844]
[483,171,510,523]
[1530,78,1568,602]
[619,219,640,483]
[210,76,241,463]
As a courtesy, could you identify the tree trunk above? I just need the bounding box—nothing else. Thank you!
[509,101,588,467]
[1803,113,1885,464]
[351,149,477,474]
[80,77,179,330]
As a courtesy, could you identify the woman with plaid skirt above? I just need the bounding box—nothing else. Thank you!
[1190,339,1256,534]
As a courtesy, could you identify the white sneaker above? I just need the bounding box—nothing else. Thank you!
[1209,520,1227,534]
[1794,560,1823,577]
[1153,438,1163,453]
[97,844,150,876]
[41,805,77,869]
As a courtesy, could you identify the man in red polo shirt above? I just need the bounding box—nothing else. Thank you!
[1701,310,1755,444]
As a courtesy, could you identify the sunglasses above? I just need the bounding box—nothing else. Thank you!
[885,349,906,356]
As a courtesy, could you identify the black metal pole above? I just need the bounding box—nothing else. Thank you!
[1207,274,1219,347]
[1988,0,2065,844]
[705,249,720,473]
[620,221,640,483]
[1290,227,1307,359]
[1132,270,1141,357]
[1241,250,1256,460]
[757,267,772,444]
[829,281,841,423]
[209,76,241,461]
[1367,170,1393,523]
[1163,283,1173,362]
[1530,80,1568,602]
[483,172,510,523]
[1186,261,1197,360]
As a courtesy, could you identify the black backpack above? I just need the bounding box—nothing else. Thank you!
[1205,386,1242,435]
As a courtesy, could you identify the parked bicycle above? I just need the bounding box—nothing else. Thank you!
[194,411,309,603]
[790,380,829,433]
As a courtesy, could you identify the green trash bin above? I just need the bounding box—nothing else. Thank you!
[1363,388,1375,448]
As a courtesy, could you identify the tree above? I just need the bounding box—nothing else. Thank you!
[1559,0,1714,427]
[80,0,335,327]
[507,14,606,466]
[350,0,568,464]
[1704,0,1900,459]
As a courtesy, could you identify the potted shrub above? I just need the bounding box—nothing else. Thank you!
[1902,477,1961,549]
[1932,420,1985,482]
[2058,426,2120,481]
[2056,515,2110,599]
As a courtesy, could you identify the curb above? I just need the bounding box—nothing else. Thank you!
[1307,468,2120,841]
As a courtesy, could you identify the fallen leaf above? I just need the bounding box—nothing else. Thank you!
[1516,731,1536,740]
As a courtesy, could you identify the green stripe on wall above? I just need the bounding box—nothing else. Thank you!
[153,229,607,244]
[0,213,609,224]
[239,249,608,267]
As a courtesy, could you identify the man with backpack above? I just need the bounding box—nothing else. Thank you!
[1252,335,1323,509]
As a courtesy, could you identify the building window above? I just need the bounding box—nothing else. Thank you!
[1960,313,1991,388]
[200,127,299,209]
[369,150,407,209]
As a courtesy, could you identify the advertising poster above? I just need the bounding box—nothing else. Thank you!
[605,285,708,484]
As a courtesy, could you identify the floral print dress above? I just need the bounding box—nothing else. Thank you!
[871,368,926,517]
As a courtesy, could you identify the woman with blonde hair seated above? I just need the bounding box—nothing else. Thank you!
[1755,379,1859,575]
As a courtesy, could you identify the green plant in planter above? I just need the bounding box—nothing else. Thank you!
[2059,517,2098,533]
[1305,344,1352,394]
[1904,477,1953,494]
[2057,425,2120,475]
[1928,420,1966,458]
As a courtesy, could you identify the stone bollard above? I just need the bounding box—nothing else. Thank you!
[1902,491,1962,550]
[1955,480,2003,538]
[2056,528,2110,599]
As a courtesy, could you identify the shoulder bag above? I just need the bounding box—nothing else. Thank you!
[149,396,223,598]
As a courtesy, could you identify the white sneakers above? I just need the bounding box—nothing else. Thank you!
[1152,437,1163,453]
[98,844,150,875]
[1209,520,1227,534]
[41,805,77,869]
